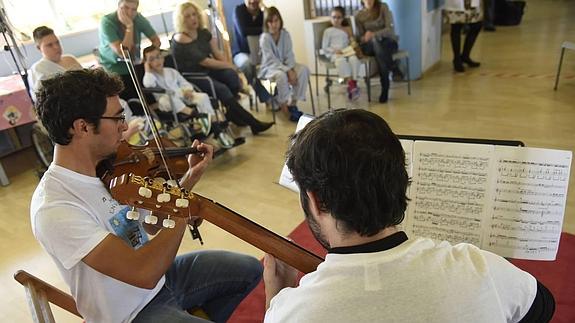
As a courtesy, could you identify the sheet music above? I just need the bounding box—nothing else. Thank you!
[406,141,496,247]
[278,115,315,193]
[484,146,572,260]
[400,140,413,232]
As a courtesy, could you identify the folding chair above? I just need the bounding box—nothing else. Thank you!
[349,16,412,102]
[247,35,316,121]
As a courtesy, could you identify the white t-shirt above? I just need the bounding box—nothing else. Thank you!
[30,164,164,323]
[265,237,537,323]
[28,55,81,101]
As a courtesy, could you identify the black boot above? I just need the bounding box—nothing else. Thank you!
[379,71,390,103]
[461,22,482,68]
[224,98,274,134]
[450,24,465,72]
[453,58,465,72]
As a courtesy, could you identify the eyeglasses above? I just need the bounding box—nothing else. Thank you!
[147,54,164,62]
[331,16,343,19]
[100,114,126,124]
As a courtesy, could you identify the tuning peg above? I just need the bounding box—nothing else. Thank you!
[144,214,158,224]
[138,187,152,198]
[126,210,140,220]
[167,179,178,187]
[157,193,171,203]
[176,198,189,208]
[154,177,166,185]
[163,218,176,228]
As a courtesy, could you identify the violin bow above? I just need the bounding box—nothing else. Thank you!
[120,45,176,183]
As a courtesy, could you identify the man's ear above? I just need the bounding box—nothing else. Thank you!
[305,191,322,217]
[70,118,90,137]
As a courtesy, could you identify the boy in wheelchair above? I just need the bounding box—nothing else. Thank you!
[141,45,243,150]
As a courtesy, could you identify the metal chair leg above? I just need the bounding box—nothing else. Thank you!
[308,79,316,116]
[315,56,319,96]
[406,56,411,95]
[366,61,372,102]
[326,67,332,112]
[554,47,565,91]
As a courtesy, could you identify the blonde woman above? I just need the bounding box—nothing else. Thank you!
[171,1,273,134]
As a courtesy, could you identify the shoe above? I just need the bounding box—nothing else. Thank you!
[287,106,303,122]
[251,121,274,135]
[194,114,211,136]
[217,131,235,149]
[347,80,360,101]
[233,136,246,147]
[379,93,388,103]
[461,57,480,68]
[453,59,465,73]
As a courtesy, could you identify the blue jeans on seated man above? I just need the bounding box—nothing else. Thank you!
[360,36,399,102]
[234,53,272,103]
[132,250,262,323]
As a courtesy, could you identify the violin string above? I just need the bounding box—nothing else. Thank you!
[120,45,174,183]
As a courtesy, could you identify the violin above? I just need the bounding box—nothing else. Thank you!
[98,139,198,188]
[106,45,323,274]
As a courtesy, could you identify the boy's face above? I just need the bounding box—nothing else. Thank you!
[38,34,62,62]
[146,50,164,73]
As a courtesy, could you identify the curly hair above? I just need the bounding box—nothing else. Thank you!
[286,109,409,236]
[34,68,124,145]
[173,1,205,33]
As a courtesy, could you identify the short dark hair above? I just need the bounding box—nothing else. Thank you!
[142,45,159,61]
[35,69,124,145]
[32,26,54,46]
[263,6,283,33]
[287,109,409,236]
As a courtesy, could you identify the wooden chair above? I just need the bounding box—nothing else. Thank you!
[14,270,82,323]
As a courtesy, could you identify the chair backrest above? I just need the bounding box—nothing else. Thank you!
[246,35,261,65]
[14,270,82,322]
[313,20,333,53]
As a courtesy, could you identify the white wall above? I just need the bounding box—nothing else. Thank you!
[421,2,443,72]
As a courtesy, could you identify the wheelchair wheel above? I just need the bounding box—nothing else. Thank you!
[31,123,54,168]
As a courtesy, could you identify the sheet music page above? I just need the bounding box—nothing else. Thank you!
[484,146,572,260]
[278,115,315,193]
[406,141,496,246]
[400,140,414,233]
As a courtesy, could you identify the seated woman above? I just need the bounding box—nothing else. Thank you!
[355,0,402,103]
[259,7,310,122]
[171,1,273,135]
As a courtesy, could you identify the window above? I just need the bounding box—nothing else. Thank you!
[306,0,363,19]
[1,0,181,41]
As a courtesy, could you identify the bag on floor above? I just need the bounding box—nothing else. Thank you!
[494,0,526,26]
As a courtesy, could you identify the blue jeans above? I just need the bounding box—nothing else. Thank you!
[133,250,262,323]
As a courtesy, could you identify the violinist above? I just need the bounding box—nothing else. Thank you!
[30,68,262,323]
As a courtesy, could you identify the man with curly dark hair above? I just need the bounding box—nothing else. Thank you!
[31,68,262,323]
[263,109,554,323]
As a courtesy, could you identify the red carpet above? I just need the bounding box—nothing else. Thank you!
[229,222,575,323]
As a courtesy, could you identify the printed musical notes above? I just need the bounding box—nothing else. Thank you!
[405,142,495,247]
[404,141,572,261]
[485,146,571,260]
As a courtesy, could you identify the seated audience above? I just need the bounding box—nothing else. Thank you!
[263,109,555,322]
[232,0,271,103]
[321,6,365,100]
[28,26,82,101]
[259,7,310,122]
[171,1,273,135]
[355,0,403,103]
